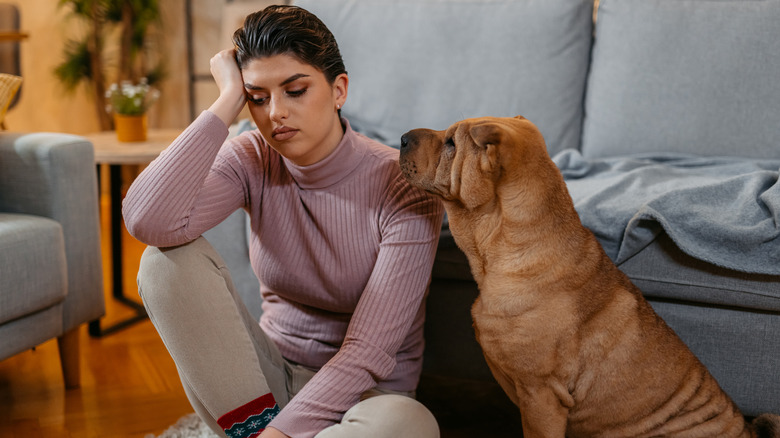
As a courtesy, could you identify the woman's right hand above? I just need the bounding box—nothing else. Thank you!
[208,48,248,126]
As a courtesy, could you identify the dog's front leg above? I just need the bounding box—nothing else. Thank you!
[518,384,572,438]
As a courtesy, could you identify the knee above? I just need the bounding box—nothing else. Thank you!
[370,395,439,437]
[318,395,439,438]
[138,236,226,302]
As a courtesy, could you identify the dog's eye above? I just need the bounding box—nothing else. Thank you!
[444,137,455,148]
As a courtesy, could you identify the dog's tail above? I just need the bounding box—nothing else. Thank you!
[753,413,780,438]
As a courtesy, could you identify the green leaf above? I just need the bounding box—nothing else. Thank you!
[53,38,93,92]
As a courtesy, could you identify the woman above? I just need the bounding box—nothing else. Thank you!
[123,5,443,438]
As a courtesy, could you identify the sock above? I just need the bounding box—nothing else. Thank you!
[217,393,281,438]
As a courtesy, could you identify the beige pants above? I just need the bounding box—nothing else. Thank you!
[137,236,439,438]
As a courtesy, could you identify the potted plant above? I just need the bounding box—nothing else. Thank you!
[106,77,159,141]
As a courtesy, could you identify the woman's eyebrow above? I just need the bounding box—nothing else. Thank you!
[244,73,311,90]
[280,73,310,86]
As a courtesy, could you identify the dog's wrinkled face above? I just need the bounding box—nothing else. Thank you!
[400,116,538,210]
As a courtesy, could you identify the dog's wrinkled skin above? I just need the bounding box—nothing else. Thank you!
[399,116,780,438]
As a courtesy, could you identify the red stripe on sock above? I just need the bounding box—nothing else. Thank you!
[217,393,278,430]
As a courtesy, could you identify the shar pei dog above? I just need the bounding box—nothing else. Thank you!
[399,116,779,438]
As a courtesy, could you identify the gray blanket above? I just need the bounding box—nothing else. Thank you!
[552,150,780,275]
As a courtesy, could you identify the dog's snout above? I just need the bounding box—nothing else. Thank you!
[400,129,428,153]
[400,133,410,149]
[400,131,420,155]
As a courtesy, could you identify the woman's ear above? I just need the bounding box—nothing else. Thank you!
[333,73,348,109]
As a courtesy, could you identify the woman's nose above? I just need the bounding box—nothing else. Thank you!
[269,95,288,122]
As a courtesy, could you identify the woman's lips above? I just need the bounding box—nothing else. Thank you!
[272,126,298,141]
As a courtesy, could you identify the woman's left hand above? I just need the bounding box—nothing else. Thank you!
[207,48,248,126]
[259,426,290,438]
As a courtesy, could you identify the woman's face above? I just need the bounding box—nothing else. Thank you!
[242,54,348,166]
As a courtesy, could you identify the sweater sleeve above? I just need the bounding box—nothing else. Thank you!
[268,175,444,437]
[123,111,248,247]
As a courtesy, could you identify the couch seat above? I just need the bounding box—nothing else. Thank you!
[619,232,780,312]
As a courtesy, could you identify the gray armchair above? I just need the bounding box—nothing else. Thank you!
[0,132,104,388]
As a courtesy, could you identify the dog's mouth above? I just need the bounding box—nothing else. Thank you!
[400,157,437,195]
[400,159,418,180]
[401,166,454,202]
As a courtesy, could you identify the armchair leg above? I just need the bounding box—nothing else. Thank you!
[57,327,81,389]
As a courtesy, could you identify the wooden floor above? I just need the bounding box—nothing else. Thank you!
[0,189,194,437]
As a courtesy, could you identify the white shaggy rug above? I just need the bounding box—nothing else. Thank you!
[146,413,220,438]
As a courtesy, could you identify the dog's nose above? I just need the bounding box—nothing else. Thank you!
[400,133,410,149]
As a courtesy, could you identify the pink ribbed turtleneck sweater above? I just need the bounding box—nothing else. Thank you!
[122,111,443,437]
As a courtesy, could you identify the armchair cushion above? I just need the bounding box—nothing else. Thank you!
[0,213,67,359]
[0,213,67,325]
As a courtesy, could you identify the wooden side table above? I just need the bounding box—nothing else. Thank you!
[86,129,181,336]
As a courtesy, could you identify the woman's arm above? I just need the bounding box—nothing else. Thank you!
[123,50,251,247]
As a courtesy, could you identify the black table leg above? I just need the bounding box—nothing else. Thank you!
[89,164,148,337]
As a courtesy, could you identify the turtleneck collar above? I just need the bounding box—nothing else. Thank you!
[282,118,365,190]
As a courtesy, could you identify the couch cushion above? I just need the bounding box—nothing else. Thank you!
[619,232,780,313]
[434,228,780,313]
[582,0,780,159]
[293,0,594,156]
[0,213,67,325]
[648,300,780,416]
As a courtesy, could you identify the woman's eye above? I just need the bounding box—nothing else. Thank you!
[287,88,307,97]
[246,88,306,105]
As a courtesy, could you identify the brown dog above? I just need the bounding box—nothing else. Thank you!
[399,116,780,437]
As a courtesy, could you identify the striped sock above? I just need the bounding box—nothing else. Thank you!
[217,393,281,438]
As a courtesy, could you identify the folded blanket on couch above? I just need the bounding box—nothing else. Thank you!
[553,150,780,275]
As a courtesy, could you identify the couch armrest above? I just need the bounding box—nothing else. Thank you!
[0,132,105,331]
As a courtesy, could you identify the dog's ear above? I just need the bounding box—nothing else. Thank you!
[470,124,502,149]
[470,124,502,173]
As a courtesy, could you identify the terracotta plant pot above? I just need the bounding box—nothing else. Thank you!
[114,113,148,142]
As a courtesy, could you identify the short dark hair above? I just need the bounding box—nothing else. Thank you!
[233,5,347,84]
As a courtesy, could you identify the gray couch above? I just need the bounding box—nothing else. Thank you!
[0,132,105,388]
[203,0,780,429]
